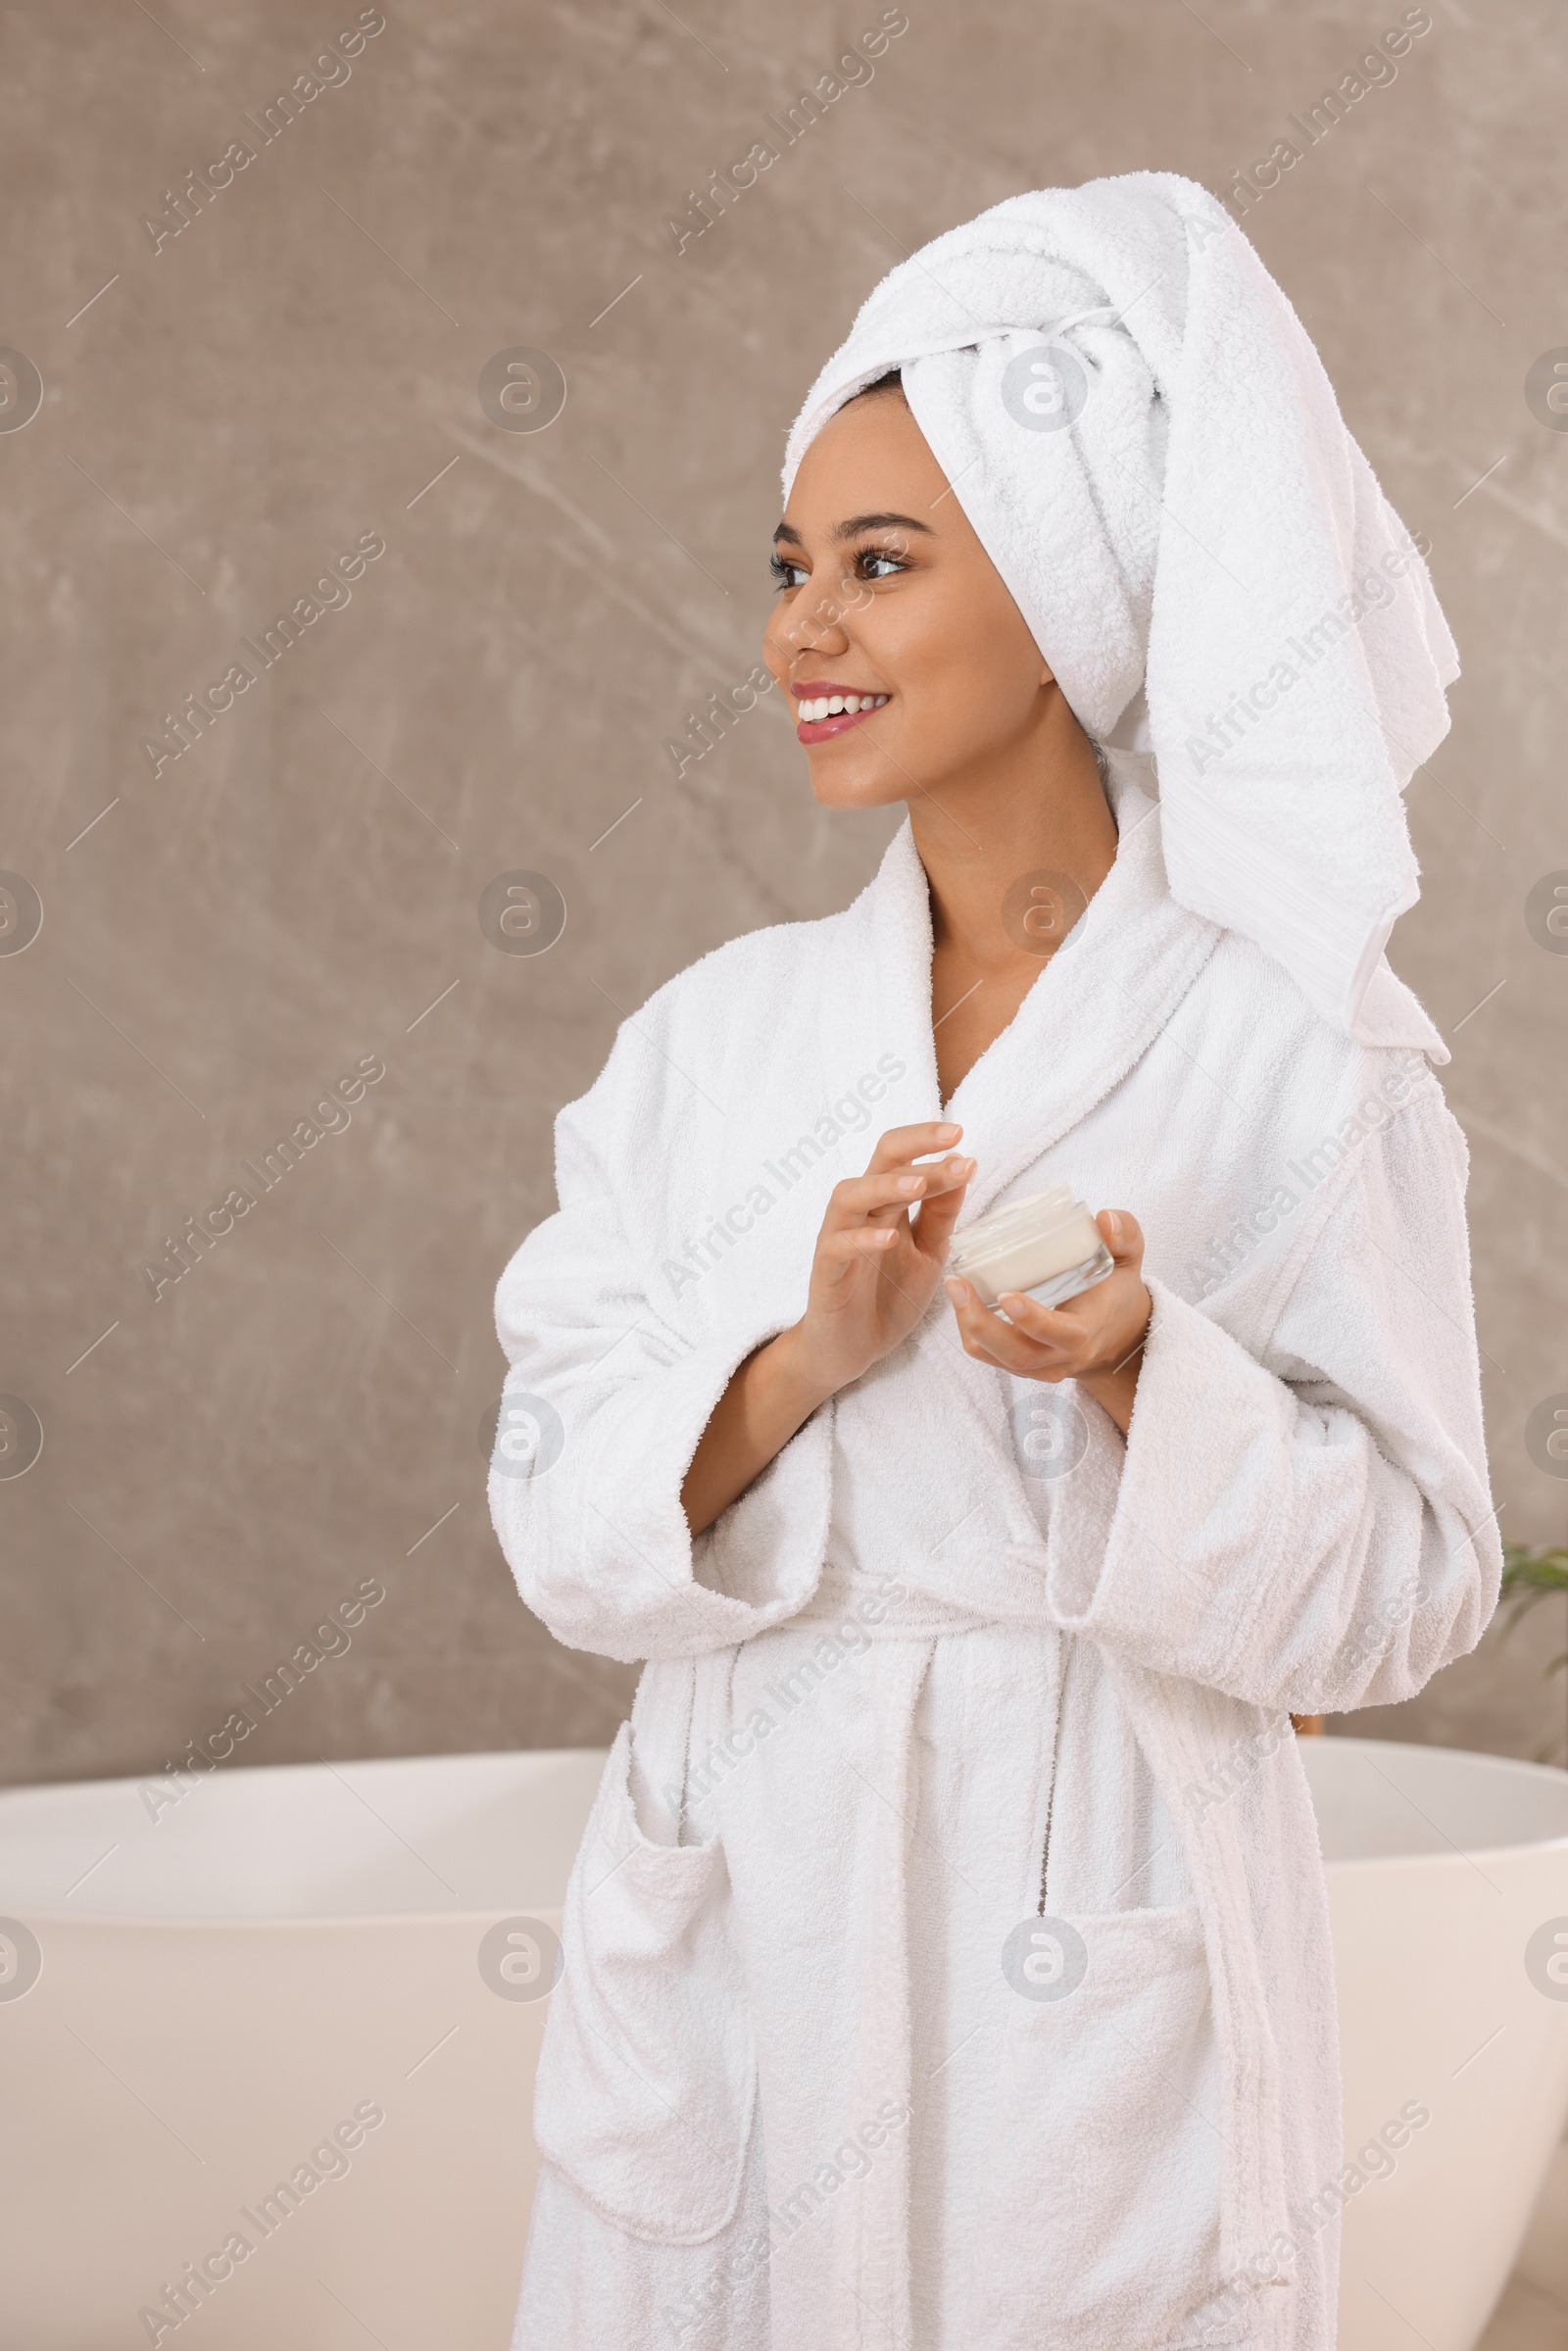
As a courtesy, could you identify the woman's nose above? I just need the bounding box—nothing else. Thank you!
[784,584,853,656]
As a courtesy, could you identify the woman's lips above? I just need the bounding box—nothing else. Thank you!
[793,690,890,745]
[797,705,881,744]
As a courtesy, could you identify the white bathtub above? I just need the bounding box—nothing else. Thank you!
[0,1737,1564,2350]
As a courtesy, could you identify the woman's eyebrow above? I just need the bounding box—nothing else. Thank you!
[771,511,936,547]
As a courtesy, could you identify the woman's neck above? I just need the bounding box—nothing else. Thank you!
[911,688,1120,1101]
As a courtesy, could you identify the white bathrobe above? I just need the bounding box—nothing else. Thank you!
[489,770,1498,2351]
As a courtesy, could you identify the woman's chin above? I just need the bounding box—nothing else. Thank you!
[804,740,916,811]
[808,765,912,812]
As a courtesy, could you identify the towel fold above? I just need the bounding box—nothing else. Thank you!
[782,171,1459,1046]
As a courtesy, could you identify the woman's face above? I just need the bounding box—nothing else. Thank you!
[762,387,1057,812]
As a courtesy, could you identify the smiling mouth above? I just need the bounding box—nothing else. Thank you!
[794,690,890,744]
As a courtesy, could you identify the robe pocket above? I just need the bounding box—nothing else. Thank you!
[965,1900,1251,2350]
[532,1722,757,2246]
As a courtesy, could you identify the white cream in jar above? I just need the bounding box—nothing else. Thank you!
[947,1183,1114,1313]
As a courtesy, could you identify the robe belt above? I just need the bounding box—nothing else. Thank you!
[834,1633,934,2348]
[791,1556,1005,1642]
[698,1607,947,2345]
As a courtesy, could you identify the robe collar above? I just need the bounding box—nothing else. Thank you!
[845,775,1224,1227]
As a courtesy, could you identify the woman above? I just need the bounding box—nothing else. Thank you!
[490,172,1498,2351]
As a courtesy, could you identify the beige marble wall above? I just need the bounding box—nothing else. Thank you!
[3,0,1564,1788]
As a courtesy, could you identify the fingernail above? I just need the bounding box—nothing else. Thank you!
[937,1122,960,1139]
[944,1276,964,1298]
[899,1175,922,1193]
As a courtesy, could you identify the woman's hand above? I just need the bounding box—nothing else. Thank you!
[679,1122,973,1535]
[944,1209,1152,1436]
[788,1119,976,1397]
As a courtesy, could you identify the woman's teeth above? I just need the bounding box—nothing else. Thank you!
[797,693,889,721]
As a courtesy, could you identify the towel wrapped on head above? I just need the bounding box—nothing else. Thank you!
[783,171,1458,1053]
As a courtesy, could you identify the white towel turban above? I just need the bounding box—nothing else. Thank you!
[782,171,1458,1051]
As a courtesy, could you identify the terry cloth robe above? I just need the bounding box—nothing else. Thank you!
[488,769,1499,2351]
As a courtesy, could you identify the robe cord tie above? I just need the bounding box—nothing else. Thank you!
[1037,1636,1072,1914]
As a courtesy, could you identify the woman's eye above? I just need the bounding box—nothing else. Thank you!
[769,553,808,590]
[858,549,906,580]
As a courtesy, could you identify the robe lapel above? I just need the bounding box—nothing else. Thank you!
[824,819,943,1138]
[851,785,1225,1221]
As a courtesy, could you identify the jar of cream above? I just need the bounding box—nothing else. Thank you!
[947,1184,1114,1313]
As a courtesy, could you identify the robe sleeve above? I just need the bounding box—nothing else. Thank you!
[487,1053,833,1666]
[1042,1087,1501,1714]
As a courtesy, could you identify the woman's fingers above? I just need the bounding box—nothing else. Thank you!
[984,1289,1080,1348]
[909,1159,974,1258]
[827,1154,974,1228]
[814,1224,900,1294]
[823,1226,900,1259]
[818,1123,974,1238]
[863,1120,964,1175]
[945,1277,1067,1373]
[1098,1206,1145,1266]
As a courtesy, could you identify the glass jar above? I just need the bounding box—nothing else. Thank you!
[947,1183,1114,1314]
